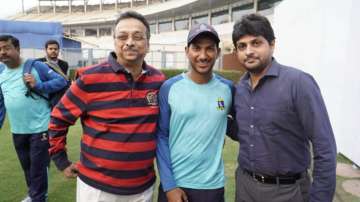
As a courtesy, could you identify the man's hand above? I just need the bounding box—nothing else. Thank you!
[23,73,36,88]
[166,188,188,202]
[63,163,78,178]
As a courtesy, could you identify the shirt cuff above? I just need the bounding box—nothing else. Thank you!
[162,180,178,192]
[51,150,72,171]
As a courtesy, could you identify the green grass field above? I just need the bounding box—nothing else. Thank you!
[0,119,238,202]
[0,118,359,202]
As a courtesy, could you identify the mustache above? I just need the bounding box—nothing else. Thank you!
[123,45,137,51]
[199,59,210,63]
[244,56,258,62]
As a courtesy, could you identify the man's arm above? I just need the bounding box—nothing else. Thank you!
[226,84,238,141]
[0,88,5,129]
[156,81,188,202]
[0,64,5,128]
[49,77,88,176]
[156,82,177,191]
[295,73,337,202]
[31,61,67,93]
[61,60,69,76]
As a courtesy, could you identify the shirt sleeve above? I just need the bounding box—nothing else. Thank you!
[0,65,5,129]
[48,76,88,170]
[156,82,177,192]
[294,73,337,202]
[0,88,5,129]
[33,61,68,94]
[62,60,69,76]
[226,83,238,141]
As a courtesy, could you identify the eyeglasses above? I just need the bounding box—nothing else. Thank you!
[115,32,147,42]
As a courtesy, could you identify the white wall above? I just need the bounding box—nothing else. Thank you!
[273,0,360,165]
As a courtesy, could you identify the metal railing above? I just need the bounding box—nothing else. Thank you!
[21,48,223,70]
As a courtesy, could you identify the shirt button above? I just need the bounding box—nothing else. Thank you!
[250,106,254,110]
[250,125,254,128]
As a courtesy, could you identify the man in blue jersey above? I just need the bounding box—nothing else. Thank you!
[156,23,234,202]
[0,35,67,202]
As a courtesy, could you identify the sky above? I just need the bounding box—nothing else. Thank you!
[0,0,37,19]
[0,0,128,19]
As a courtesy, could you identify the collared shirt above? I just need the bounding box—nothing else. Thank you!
[38,57,69,76]
[48,52,165,195]
[234,59,336,202]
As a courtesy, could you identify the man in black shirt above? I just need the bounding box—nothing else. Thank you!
[38,39,70,107]
[38,40,69,78]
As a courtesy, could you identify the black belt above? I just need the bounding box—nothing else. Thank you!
[243,169,302,184]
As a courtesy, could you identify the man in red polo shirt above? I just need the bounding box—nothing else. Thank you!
[48,11,165,202]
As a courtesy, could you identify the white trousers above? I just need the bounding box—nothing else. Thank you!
[76,177,154,202]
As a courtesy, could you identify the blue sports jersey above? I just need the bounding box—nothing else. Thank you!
[0,60,67,133]
[156,73,233,191]
[0,63,50,133]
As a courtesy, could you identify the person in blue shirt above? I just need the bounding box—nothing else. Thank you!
[0,35,67,202]
[231,14,337,202]
[156,23,234,202]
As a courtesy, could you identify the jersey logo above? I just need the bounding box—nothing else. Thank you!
[146,91,158,106]
[217,97,225,110]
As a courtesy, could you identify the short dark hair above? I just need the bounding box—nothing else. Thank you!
[114,11,150,40]
[232,13,275,47]
[45,40,59,49]
[0,35,20,49]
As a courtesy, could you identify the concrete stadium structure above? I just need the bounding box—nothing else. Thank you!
[8,0,282,69]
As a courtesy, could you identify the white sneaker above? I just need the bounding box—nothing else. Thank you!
[21,196,32,202]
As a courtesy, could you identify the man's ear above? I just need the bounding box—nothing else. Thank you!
[270,40,275,48]
[232,46,237,54]
[146,41,150,53]
[269,40,275,54]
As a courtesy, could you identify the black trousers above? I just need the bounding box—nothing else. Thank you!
[158,184,224,202]
[13,132,50,202]
[235,168,310,202]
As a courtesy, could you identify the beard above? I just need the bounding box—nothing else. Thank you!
[0,57,12,65]
[0,57,19,68]
[47,53,58,60]
[243,57,272,74]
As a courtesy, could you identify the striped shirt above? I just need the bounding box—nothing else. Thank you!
[49,52,165,195]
